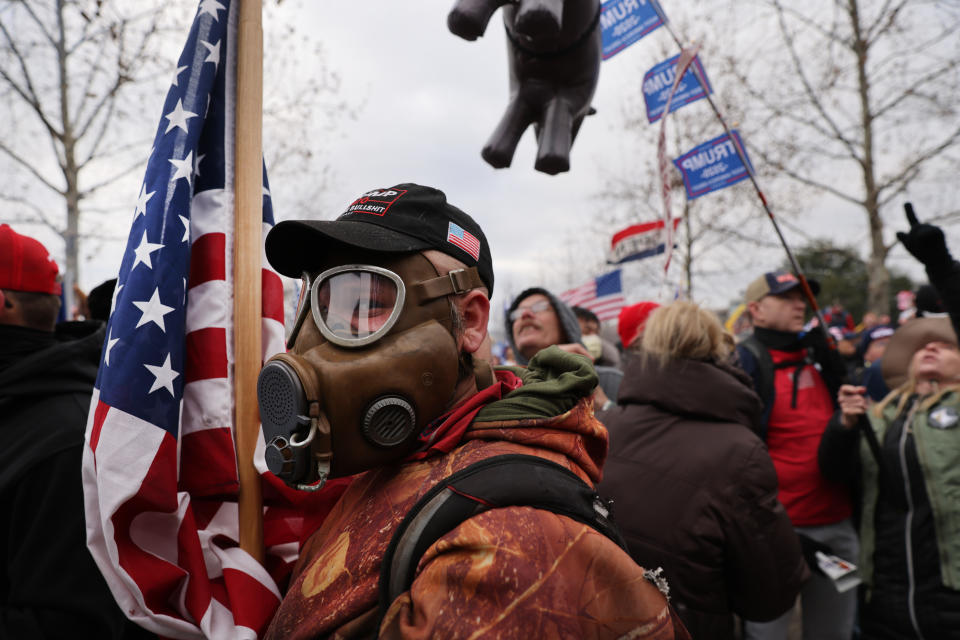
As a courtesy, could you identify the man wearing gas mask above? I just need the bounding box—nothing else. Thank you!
[261,184,686,639]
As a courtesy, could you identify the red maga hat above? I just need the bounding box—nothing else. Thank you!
[0,224,61,295]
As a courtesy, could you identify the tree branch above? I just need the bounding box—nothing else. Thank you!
[0,141,64,195]
[770,0,863,162]
[80,158,147,197]
[863,0,906,45]
[0,194,63,234]
[871,60,960,120]
[19,0,58,48]
[750,144,863,206]
[0,17,62,139]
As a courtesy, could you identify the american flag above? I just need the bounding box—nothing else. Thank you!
[81,2,332,637]
[446,221,481,260]
[559,270,626,322]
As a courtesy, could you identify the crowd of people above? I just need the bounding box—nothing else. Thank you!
[2,188,959,639]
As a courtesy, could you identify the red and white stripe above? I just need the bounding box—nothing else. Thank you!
[82,196,289,639]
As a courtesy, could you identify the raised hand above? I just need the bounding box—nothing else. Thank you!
[896,202,954,273]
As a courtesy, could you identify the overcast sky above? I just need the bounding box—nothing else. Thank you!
[275,1,952,319]
[59,0,956,332]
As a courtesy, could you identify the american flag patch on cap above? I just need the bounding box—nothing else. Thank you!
[446,221,480,260]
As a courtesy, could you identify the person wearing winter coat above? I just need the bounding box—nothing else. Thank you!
[818,206,960,639]
[0,224,147,639]
[598,301,808,639]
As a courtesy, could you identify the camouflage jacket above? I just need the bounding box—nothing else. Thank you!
[265,347,687,640]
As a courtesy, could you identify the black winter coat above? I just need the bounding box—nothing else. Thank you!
[818,257,960,639]
[598,354,808,640]
[0,322,150,639]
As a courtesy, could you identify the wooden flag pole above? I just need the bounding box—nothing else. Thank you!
[234,0,265,564]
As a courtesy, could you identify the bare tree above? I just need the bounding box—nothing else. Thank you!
[718,0,960,313]
[260,1,358,218]
[0,0,356,305]
[0,0,183,298]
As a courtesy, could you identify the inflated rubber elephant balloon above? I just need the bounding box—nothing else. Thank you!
[448,0,601,175]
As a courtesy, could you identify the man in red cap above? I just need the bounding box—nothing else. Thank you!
[0,225,141,638]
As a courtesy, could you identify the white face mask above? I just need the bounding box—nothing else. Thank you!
[581,333,603,360]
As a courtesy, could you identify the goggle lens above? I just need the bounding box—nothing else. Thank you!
[314,270,400,341]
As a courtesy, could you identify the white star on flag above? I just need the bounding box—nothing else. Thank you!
[169,151,195,183]
[109,284,123,316]
[198,0,226,20]
[171,65,188,87]
[132,288,175,332]
[143,353,179,396]
[132,231,164,270]
[201,40,220,67]
[134,185,155,219]
[104,330,120,366]
[164,99,198,134]
[82,3,292,636]
[179,215,190,242]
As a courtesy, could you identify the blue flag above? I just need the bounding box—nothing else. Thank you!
[643,53,712,123]
[600,0,664,60]
[673,130,754,200]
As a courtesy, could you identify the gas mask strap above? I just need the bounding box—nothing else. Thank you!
[286,271,315,350]
[413,267,484,302]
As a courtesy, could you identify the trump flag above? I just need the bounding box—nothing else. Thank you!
[80,2,336,638]
[673,130,754,200]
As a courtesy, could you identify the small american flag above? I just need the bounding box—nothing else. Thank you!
[81,2,326,637]
[446,221,481,260]
[559,270,626,322]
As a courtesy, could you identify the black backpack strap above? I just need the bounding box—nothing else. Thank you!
[740,335,775,437]
[377,454,626,621]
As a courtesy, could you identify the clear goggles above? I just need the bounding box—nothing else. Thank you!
[286,263,485,350]
[289,265,407,348]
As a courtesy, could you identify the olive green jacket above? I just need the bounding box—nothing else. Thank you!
[860,391,960,589]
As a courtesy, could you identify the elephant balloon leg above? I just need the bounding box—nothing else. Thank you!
[447,0,509,41]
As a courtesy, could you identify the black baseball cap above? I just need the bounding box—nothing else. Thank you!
[745,270,820,304]
[266,183,494,295]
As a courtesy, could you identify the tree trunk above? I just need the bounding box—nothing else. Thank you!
[849,0,890,314]
[58,0,79,312]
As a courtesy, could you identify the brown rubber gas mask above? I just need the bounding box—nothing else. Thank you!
[256,251,483,491]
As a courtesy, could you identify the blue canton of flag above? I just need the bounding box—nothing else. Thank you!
[81,2,298,638]
[560,270,626,322]
[446,221,481,260]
